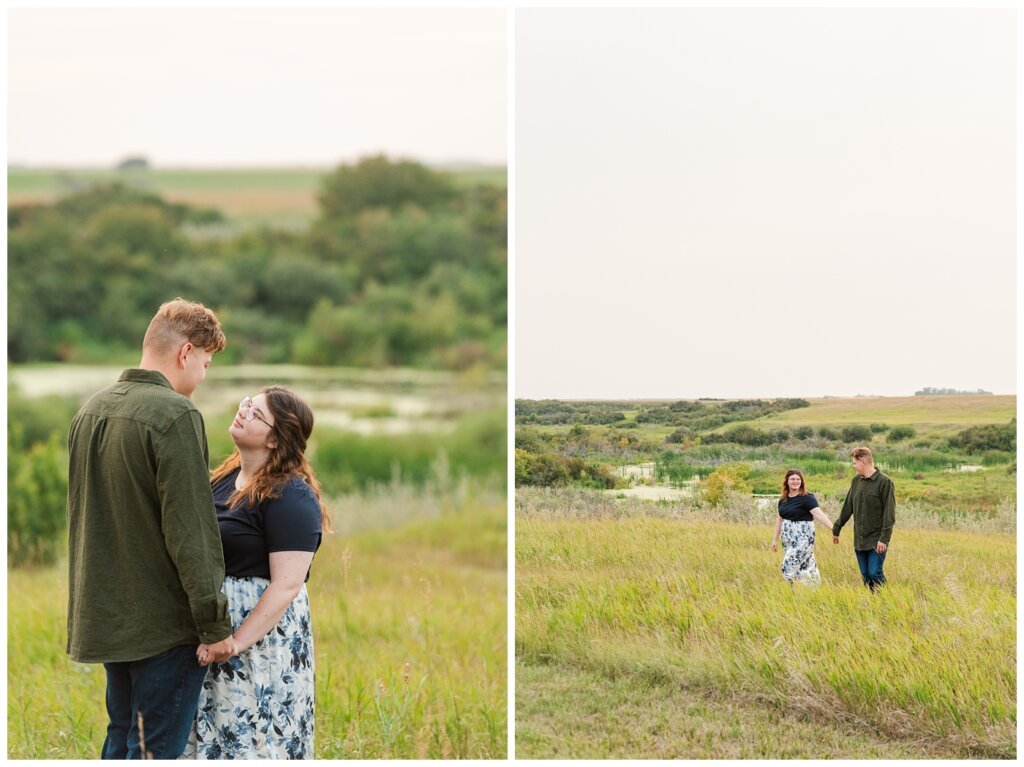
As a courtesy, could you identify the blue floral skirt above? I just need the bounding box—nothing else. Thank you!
[780,519,821,585]
[182,576,315,759]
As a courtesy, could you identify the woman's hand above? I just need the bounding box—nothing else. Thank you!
[196,635,238,666]
[770,540,778,552]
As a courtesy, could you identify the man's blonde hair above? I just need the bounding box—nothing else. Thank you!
[849,446,873,461]
[142,298,226,355]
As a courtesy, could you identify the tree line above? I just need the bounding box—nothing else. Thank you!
[8,156,507,371]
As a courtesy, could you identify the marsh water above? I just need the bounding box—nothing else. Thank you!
[10,364,505,436]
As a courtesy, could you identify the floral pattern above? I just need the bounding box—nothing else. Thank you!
[780,519,821,585]
[181,576,315,759]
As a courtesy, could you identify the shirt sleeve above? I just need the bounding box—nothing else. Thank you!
[805,493,818,510]
[879,478,896,544]
[155,410,232,644]
[833,483,854,537]
[263,480,323,553]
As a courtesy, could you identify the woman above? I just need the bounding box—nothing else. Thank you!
[771,468,831,586]
[183,386,331,759]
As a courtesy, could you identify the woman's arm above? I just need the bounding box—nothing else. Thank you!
[810,506,833,530]
[209,551,315,659]
[771,516,782,551]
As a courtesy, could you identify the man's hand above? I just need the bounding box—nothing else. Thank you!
[196,635,238,666]
[876,541,887,554]
[833,536,840,544]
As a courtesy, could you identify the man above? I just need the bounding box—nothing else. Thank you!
[66,298,238,759]
[832,446,896,591]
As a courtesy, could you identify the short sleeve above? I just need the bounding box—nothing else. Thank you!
[263,479,322,553]
[805,493,818,509]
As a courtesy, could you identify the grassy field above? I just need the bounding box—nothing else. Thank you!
[8,166,507,231]
[743,395,1015,438]
[515,493,1015,759]
[8,488,507,759]
[517,395,1016,516]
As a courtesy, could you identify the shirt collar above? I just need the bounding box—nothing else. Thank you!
[118,368,173,390]
[860,469,880,481]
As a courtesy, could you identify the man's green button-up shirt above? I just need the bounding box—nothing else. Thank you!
[66,369,232,663]
[832,469,896,551]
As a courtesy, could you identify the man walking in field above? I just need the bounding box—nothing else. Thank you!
[66,298,237,759]
[832,446,896,591]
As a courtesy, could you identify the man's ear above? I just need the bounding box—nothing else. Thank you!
[177,342,194,368]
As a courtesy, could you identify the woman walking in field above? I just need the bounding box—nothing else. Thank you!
[183,386,330,759]
[771,469,832,586]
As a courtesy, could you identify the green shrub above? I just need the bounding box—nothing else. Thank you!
[9,435,68,566]
[794,426,814,440]
[840,425,872,442]
[948,419,1016,454]
[887,426,916,442]
[701,465,752,507]
[869,423,889,433]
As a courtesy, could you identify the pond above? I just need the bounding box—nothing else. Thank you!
[9,364,505,436]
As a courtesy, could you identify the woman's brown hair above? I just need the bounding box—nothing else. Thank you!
[780,468,807,502]
[211,385,332,533]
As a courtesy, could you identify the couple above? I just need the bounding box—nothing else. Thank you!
[771,447,896,590]
[65,298,329,759]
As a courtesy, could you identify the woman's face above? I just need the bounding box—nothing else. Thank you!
[229,393,277,449]
[786,473,803,493]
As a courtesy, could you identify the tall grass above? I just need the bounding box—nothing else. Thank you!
[516,489,1015,758]
[8,487,507,759]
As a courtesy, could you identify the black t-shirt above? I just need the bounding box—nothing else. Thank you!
[213,467,323,582]
[778,492,819,522]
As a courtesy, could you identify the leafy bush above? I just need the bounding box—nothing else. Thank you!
[818,427,839,440]
[794,426,814,440]
[701,465,753,507]
[8,434,68,566]
[887,426,916,442]
[948,419,1016,454]
[870,423,889,433]
[840,425,872,442]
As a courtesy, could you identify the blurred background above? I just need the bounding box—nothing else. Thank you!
[7,8,507,759]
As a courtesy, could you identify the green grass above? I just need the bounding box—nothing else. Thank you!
[516,497,1015,759]
[8,488,507,759]
[750,396,1015,436]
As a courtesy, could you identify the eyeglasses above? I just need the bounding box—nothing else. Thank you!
[239,396,274,429]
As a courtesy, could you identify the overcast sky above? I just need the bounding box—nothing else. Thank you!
[515,8,1016,399]
[8,8,506,167]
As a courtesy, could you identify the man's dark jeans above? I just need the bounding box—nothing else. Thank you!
[101,644,207,759]
[855,548,887,591]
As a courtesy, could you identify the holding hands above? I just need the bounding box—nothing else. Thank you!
[196,634,238,667]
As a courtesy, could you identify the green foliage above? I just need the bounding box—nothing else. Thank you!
[869,423,889,433]
[840,425,872,442]
[654,452,702,484]
[701,465,753,507]
[948,419,1016,454]
[514,449,619,490]
[515,398,808,430]
[314,410,505,493]
[8,157,506,372]
[8,434,68,566]
[887,425,916,442]
[317,155,459,220]
[794,426,814,440]
[818,427,839,440]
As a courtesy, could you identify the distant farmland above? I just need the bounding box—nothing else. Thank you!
[8,165,507,231]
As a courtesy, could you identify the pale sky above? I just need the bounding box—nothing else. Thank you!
[7,8,506,167]
[516,8,1016,399]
